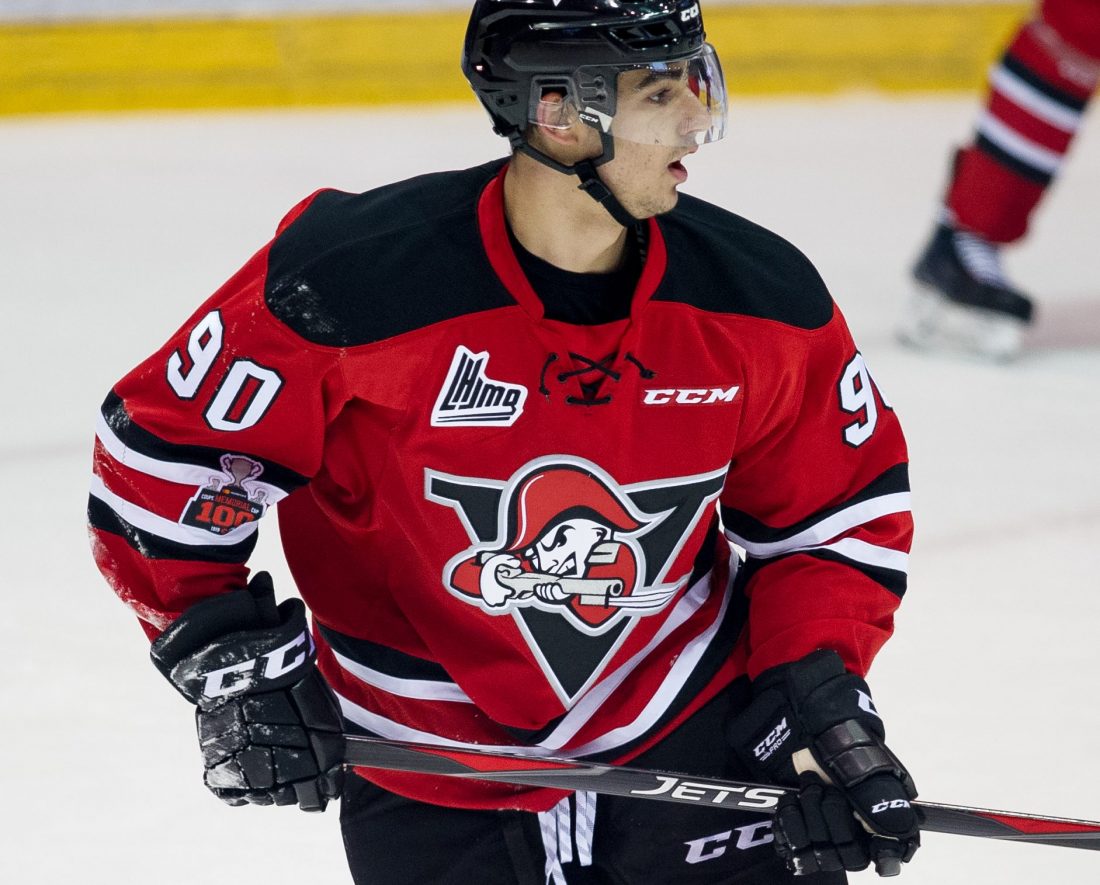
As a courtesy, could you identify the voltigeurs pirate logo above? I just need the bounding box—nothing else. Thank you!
[447,467,680,629]
[428,456,728,705]
[180,454,268,535]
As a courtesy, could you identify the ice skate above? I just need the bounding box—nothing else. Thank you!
[899,223,1034,360]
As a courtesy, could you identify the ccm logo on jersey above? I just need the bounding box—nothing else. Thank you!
[200,630,314,699]
[642,386,739,405]
[432,346,528,427]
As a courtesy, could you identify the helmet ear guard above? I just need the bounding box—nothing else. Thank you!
[529,76,582,131]
[536,68,617,131]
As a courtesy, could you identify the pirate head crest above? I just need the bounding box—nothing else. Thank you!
[446,461,682,633]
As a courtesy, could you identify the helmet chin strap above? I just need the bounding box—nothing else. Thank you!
[511,131,638,229]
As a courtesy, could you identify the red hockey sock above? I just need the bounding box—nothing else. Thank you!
[946,12,1099,244]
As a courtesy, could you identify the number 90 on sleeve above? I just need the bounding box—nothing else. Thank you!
[837,352,892,448]
[165,310,283,432]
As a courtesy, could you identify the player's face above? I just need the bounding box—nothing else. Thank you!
[597,65,712,217]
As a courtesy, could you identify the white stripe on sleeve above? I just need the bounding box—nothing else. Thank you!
[89,473,259,547]
[723,493,911,559]
[807,537,909,573]
[96,411,290,503]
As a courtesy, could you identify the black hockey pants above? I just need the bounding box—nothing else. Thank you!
[339,687,848,885]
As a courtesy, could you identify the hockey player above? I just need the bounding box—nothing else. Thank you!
[901,0,1099,360]
[89,1,920,882]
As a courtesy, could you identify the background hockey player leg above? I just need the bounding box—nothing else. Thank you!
[901,0,1100,359]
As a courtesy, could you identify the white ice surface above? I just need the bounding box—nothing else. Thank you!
[1,98,1097,883]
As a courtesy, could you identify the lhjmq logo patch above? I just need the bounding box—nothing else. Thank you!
[432,346,527,427]
[427,456,728,706]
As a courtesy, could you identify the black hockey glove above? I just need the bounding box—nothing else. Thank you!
[727,650,920,877]
[150,572,344,811]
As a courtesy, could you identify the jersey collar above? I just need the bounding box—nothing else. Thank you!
[476,163,668,325]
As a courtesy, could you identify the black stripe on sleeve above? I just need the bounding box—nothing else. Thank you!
[88,494,257,564]
[100,391,310,493]
[720,463,910,547]
[736,546,907,600]
[805,547,907,598]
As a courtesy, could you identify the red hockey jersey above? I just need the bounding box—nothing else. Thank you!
[89,159,912,811]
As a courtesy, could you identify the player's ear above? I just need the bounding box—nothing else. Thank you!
[534,90,579,146]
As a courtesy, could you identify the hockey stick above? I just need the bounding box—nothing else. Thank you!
[343,734,1100,851]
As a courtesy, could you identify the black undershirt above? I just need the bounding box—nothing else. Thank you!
[507,224,643,325]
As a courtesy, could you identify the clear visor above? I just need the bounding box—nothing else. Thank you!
[534,44,728,149]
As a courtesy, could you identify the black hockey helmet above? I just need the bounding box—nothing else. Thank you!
[461,0,727,223]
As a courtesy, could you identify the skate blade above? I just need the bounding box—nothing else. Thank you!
[897,285,1026,361]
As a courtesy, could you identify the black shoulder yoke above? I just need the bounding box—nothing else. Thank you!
[653,192,835,330]
[265,158,514,347]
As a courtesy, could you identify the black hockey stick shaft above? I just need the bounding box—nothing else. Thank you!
[343,734,1100,851]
